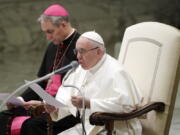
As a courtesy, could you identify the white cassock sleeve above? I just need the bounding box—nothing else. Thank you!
[90,70,142,113]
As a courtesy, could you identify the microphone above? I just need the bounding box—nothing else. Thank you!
[62,84,86,135]
[0,61,79,110]
[54,61,79,74]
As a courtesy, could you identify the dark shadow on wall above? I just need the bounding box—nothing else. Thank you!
[153,0,180,29]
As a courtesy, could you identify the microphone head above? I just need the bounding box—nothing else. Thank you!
[70,61,79,69]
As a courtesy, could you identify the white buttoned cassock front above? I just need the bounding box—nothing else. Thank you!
[51,54,143,135]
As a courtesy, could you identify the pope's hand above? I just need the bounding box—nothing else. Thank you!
[71,96,90,109]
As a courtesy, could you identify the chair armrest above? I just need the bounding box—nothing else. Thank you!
[89,102,165,126]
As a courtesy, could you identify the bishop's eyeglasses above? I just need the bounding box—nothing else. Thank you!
[73,47,99,55]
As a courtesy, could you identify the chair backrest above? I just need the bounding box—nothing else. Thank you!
[118,22,180,135]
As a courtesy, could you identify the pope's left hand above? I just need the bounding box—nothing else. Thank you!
[71,96,90,109]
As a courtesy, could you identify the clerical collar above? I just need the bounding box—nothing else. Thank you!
[64,28,75,40]
[62,29,76,45]
[88,54,106,74]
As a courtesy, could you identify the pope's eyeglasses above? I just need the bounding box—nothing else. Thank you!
[73,47,99,55]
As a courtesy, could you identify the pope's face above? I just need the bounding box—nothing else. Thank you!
[41,20,65,45]
[75,37,100,70]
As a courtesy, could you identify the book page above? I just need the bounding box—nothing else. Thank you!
[27,82,67,108]
[0,93,23,106]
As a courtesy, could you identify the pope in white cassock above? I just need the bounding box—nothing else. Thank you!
[47,31,143,135]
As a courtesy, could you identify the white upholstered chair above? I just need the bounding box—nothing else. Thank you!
[90,22,180,135]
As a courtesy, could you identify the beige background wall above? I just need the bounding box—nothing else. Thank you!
[0,0,151,91]
[0,0,179,91]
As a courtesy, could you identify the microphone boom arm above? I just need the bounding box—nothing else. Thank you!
[0,72,55,110]
[0,61,78,110]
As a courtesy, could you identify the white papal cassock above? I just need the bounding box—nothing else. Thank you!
[51,54,143,135]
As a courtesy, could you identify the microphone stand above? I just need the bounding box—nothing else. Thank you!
[62,84,86,135]
[0,61,79,110]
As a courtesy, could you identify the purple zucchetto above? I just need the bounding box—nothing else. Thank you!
[43,4,69,17]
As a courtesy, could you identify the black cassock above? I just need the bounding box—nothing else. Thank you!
[0,31,81,135]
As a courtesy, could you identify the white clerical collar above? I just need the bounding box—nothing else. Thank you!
[64,28,75,40]
[88,54,106,74]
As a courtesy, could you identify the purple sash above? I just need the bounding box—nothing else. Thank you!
[45,74,62,96]
[11,116,30,135]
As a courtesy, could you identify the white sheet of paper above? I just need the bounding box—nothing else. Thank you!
[0,93,23,106]
[26,81,67,108]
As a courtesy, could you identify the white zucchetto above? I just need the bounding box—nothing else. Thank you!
[81,31,104,45]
